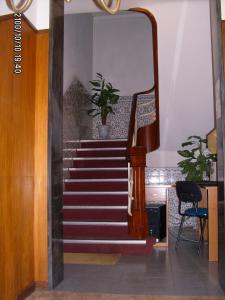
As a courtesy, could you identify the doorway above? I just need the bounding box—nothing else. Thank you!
[48,0,225,296]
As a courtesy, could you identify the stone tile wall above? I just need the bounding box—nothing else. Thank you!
[92,94,155,139]
[63,78,92,141]
[145,167,195,228]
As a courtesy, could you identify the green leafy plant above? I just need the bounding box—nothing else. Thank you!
[87,73,120,125]
[177,135,217,181]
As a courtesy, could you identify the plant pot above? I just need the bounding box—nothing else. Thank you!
[97,125,110,139]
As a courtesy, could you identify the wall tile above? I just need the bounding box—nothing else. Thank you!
[92,94,155,139]
[145,167,195,228]
[63,78,93,141]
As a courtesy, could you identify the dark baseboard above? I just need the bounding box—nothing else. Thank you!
[35,281,48,289]
[17,281,48,300]
[17,282,35,300]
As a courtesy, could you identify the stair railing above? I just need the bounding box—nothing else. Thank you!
[126,7,160,239]
[127,162,133,216]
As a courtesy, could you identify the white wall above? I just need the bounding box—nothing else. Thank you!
[0,0,224,29]
[1,0,215,168]
[64,14,93,93]
[65,0,215,167]
[221,0,225,19]
[93,13,154,95]
[145,0,214,167]
[0,0,49,29]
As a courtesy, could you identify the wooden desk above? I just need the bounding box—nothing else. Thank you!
[200,186,218,262]
[146,184,218,261]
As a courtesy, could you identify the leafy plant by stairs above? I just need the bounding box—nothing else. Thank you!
[177,135,217,181]
[87,73,120,125]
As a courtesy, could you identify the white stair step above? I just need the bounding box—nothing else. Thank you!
[63,239,146,245]
[64,139,127,143]
[64,178,128,183]
[63,205,127,210]
[63,221,127,226]
[63,147,126,151]
[63,191,128,195]
[63,167,128,171]
[63,157,126,161]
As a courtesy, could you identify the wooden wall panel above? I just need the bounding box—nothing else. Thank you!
[0,15,49,299]
[34,30,49,287]
[0,16,35,300]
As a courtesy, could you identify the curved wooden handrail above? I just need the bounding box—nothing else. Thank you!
[126,7,160,239]
[127,7,160,153]
[137,120,159,152]
[127,86,155,152]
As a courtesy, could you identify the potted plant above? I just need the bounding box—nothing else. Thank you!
[87,73,120,139]
[177,135,217,181]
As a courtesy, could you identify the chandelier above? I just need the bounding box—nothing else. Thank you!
[94,0,122,15]
[7,0,122,15]
[6,0,33,13]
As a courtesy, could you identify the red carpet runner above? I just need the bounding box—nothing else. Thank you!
[63,139,154,254]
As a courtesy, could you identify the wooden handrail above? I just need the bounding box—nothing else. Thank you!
[127,86,155,152]
[127,7,160,239]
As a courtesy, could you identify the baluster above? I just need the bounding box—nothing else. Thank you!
[128,146,148,239]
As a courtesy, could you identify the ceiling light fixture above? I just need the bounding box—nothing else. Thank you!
[98,0,121,15]
[65,0,121,15]
[6,0,33,13]
[7,0,121,15]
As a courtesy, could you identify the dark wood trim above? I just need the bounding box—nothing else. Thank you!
[128,146,148,239]
[16,283,35,300]
[16,281,48,300]
[128,7,160,153]
[137,120,160,152]
[35,281,48,289]
[129,7,159,125]
[127,87,155,152]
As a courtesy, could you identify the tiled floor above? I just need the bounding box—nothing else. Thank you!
[55,233,224,296]
[27,292,225,300]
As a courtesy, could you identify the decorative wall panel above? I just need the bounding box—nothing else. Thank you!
[63,78,92,141]
[92,94,155,139]
[145,167,195,229]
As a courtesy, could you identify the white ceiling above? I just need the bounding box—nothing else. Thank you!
[64,0,150,15]
[65,0,225,20]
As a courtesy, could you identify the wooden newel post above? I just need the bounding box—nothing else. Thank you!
[128,146,148,239]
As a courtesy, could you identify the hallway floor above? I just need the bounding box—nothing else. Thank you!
[55,233,224,296]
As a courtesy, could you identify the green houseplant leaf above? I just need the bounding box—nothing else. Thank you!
[88,73,120,125]
[177,150,194,158]
[177,135,217,181]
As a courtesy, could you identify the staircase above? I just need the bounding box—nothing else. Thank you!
[63,139,155,254]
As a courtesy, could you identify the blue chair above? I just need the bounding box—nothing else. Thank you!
[175,181,208,252]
